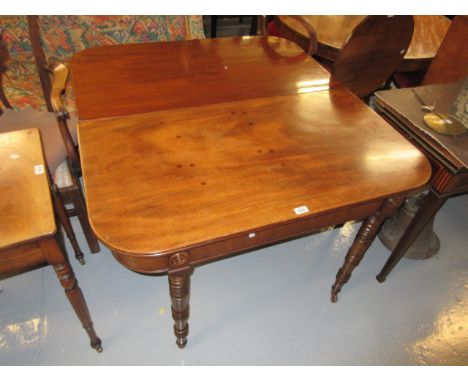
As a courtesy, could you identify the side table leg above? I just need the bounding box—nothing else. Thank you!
[168,252,192,349]
[40,237,102,352]
[376,191,446,283]
[331,196,403,302]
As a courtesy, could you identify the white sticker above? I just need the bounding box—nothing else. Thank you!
[294,206,309,215]
[9,153,20,160]
[248,233,256,239]
[34,164,45,175]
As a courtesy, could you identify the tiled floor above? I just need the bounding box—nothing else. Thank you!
[1,193,467,365]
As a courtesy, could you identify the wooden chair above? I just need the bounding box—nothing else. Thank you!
[0,128,102,352]
[258,15,318,57]
[0,41,100,263]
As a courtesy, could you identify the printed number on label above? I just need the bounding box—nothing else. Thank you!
[294,206,309,215]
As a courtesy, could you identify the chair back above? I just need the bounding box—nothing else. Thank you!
[422,16,468,85]
[332,15,414,98]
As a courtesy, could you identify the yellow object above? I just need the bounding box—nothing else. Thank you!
[423,113,466,136]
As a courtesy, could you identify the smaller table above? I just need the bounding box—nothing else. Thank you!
[374,80,468,280]
[276,16,451,72]
[0,128,102,352]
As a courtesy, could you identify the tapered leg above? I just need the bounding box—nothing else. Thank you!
[377,191,446,283]
[66,182,100,254]
[168,252,192,349]
[40,237,102,352]
[51,184,85,265]
[331,196,404,302]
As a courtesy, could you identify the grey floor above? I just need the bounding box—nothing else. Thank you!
[0,193,467,365]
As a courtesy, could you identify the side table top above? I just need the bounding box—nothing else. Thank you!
[375,80,468,172]
[0,128,55,249]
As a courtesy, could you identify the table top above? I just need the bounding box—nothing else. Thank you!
[71,37,431,257]
[71,36,335,120]
[0,128,55,249]
[375,80,468,172]
[277,16,451,72]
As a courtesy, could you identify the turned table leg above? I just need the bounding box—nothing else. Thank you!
[40,237,102,352]
[376,190,446,283]
[331,196,404,302]
[168,252,192,349]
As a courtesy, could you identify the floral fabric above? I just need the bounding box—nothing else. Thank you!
[0,15,205,111]
[40,16,205,63]
[2,60,47,111]
[0,16,34,61]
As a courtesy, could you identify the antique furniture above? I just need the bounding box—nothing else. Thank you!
[258,15,317,56]
[0,16,206,260]
[0,128,102,352]
[70,36,431,348]
[275,16,415,98]
[375,80,468,281]
[0,43,99,262]
[275,16,450,73]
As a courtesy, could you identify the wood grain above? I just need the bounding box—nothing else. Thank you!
[78,88,431,257]
[70,36,334,120]
[0,128,55,248]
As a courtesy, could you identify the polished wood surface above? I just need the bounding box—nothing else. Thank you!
[79,88,431,257]
[423,16,468,85]
[277,16,451,71]
[0,128,101,352]
[0,128,55,248]
[72,37,431,346]
[71,36,333,120]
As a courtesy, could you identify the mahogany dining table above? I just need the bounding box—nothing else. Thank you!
[70,36,431,348]
[276,16,451,72]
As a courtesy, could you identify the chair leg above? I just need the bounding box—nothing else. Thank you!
[51,184,85,265]
[71,185,100,254]
[39,236,102,352]
[60,183,100,254]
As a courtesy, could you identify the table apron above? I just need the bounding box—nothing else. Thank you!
[110,198,388,274]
